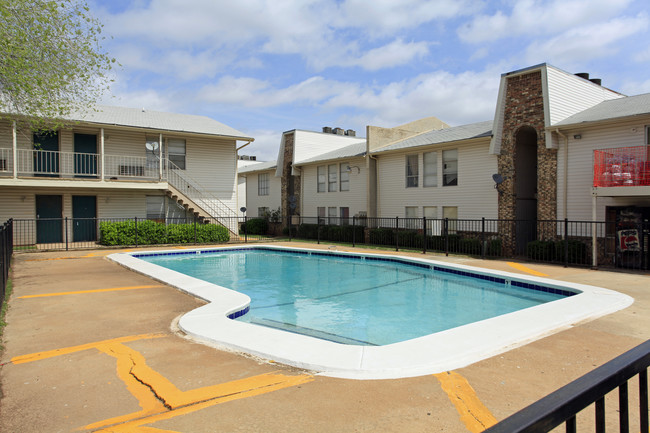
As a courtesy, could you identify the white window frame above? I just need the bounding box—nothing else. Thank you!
[443,149,458,186]
[328,164,337,192]
[406,154,418,188]
[340,206,350,225]
[317,206,326,224]
[328,206,337,224]
[258,172,269,196]
[443,206,458,234]
[423,151,437,187]
[317,166,326,193]
[340,163,350,191]
[167,138,186,170]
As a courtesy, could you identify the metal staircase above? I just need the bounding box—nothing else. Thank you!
[163,159,240,236]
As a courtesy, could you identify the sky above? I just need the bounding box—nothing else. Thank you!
[90,0,650,161]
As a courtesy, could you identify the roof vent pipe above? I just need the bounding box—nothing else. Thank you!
[575,72,590,80]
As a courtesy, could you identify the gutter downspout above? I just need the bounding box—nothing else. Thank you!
[555,128,569,220]
[236,140,254,152]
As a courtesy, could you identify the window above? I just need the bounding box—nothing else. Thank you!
[423,151,437,187]
[167,138,186,169]
[443,149,458,186]
[317,166,326,192]
[406,154,418,187]
[317,206,326,224]
[328,206,337,224]
[443,206,458,234]
[258,173,269,196]
[424,206,440,236]
[328,164,337,192]
[258,207,270,218]
[146,196,165,221]
[340,163,350,191]
[340,207,349,225]
[646,125,650,144]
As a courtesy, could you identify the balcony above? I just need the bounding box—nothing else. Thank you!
[0,148,163,182]
[594,145,650,187]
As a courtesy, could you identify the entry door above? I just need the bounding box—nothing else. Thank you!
[34,131,60,177]
[74,133,98,178]
[72,196,97,241]
[36,195,63,243]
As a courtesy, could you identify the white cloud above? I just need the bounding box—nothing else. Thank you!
[355,40,430,71]
[238,129,282,162]
[524,14,649,65]
[458,0,634,43]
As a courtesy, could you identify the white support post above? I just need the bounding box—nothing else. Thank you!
[592,192,598,268]
[100,128,105,181]
[159,133,163,181]
[12,121,17,178]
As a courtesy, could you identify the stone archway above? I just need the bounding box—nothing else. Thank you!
[514,126,538,253]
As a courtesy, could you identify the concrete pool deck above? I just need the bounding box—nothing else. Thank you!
[1,242,649,432]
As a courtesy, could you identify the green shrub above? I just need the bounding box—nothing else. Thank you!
[99,220,229,246]
[396,230,420,248]
[297,223,319,239]
[369,228,394,246]
[554,239,587,264]
[458,237,481,254]
[526,240,556,260]
[486,238,502,256]
[242,218,268,235]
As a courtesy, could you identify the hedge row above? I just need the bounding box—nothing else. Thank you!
[526,239,587,264]
[99,220,230,246]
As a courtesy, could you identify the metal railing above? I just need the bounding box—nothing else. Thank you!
[1,219,13,309]
[1,149,240,229]
[8,215,649,271]
[484,339,649,433]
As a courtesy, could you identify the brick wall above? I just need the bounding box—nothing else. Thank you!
[498,71,558,222]
[280,131,301,226]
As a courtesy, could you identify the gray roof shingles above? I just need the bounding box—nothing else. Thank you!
[373,121,493,153]
[555,93,650,126]
[69,105,253,139]
[297,141,367,165]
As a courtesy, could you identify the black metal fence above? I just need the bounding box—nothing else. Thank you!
[484,339,649,433]
[6,215,650,271]
[1,219,13,309]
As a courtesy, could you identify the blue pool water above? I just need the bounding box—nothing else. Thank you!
[139,249,568,346]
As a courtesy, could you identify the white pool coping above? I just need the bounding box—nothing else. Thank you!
[108,245,634,380]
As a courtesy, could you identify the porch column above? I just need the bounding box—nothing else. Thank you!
[592,191,597,268]
[100,128,105,181]
[159,133,163,180]
[12,120,17,178]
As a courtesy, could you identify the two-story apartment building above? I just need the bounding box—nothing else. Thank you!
[0,105,253,244]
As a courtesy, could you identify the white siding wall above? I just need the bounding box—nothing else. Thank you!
[377,140,498,219]
[546,66,624,126]
[244,170,282,217]
[293,130,365,164]
[301,157,367,217]
[557,118,650,221]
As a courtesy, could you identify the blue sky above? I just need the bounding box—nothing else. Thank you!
[91,0,650,161]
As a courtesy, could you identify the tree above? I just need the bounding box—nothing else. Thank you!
[0,0,115,129]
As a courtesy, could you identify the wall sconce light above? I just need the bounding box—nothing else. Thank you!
[346,165,361,174]
[573,134,582,139]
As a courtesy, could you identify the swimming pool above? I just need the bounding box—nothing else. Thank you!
[137,249,567,346]
[109,245,633,379]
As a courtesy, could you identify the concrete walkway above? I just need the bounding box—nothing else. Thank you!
[1,243,648,432]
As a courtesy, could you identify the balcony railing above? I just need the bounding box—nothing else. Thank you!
[0,149,239,226]
[594,145,650,187]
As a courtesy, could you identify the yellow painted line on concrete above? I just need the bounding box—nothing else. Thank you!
[506,261,549,277]
[10,333,166,365]
[87,372,313,432]
[18,285,164,299]
[435,371,497,433]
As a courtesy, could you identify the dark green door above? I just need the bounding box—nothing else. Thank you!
[33,131,59,177]
[74,133,98,178]
[72,196,97,242]
[36,195,63,243]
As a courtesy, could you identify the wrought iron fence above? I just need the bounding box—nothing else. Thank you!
[1,219,13,309]
[6,215,649,271]
[484,339,649,433]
